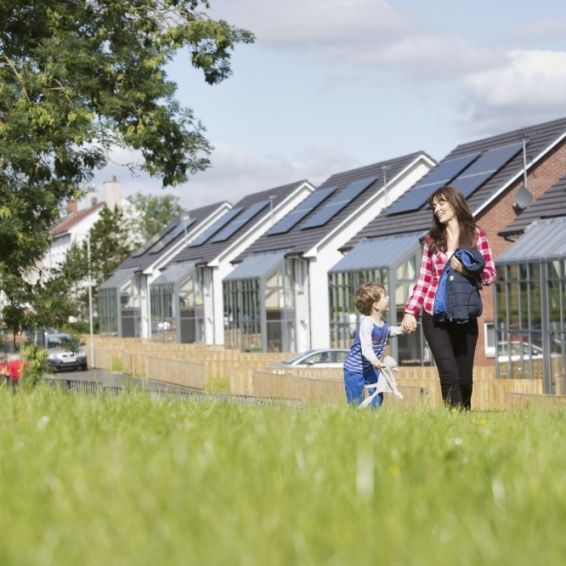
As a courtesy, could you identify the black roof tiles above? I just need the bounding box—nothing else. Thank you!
[241,151,431,258]
[118,201,229,271]
[499,175,566,238]
[346,115,566,248]
[172,179,311,265]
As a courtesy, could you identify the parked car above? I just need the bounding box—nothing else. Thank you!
[497,341,543,363]
[270,349,349,369]
[496,342,560,363]
[44,332,88,372]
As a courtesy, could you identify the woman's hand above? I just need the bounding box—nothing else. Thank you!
[401,313,417,334]
[450,256,473,277]
[450,255,464,272]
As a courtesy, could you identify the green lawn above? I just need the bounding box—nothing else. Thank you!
[0,386,565,565]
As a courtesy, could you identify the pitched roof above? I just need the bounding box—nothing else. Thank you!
[51,203,103,236]
[346,115,566,247]
[329,232,424,273]
[496,217,566,263]
[173,180,312,265]
[240,152,431,259]
[498,175,566,239]
[224,251,288,281]
[119,201,230,271]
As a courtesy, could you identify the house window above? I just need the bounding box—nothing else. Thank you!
[484,322,495,358]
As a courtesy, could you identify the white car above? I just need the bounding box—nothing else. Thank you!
[497,341,542,362]
[45,332,88,372]
[271,349,349,369]
[496,342,557,363]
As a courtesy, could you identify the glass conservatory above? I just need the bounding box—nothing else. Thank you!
[149,262,204,343]
[223,251,295,352]
[495,217,566,393]
[328,233,429,365]
[98,268,140,337]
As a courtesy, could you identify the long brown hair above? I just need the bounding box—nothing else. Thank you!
[427,186,478,253]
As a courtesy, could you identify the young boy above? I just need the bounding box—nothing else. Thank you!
[343,283,403,408]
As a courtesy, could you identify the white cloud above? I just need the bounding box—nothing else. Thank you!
[376,37,505,79]
[459,50,566,134]
[91,4,566,199]
[210,0,566,140]
[212,0,404,47]
[92,143,359,211]
[177,143,359,208]
[212,0,503,79]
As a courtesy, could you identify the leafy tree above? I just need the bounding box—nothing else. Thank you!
[0,0,254,274]
[21,204,134,332]
[0,270,34,346]
[127,192,184,242]
[10,204,132,334]
[88,205,133,286]
[32,239,91,329]
[0,241,89,339]
[29,271,82,330]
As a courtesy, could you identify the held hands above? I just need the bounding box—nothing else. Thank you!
[375,356,399,371]
[401,313,417,334]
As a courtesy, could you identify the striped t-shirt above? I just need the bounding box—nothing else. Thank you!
[344,317,389,378]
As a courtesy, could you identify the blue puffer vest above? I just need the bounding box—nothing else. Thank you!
[434,248,485,324]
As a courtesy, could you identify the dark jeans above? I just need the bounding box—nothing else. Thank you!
[422,313,478,409]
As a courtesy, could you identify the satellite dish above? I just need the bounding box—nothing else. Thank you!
[513,185,533,211]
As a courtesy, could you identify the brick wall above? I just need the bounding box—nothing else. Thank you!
[474,141,566,365]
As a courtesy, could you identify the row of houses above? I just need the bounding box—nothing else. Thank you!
[52,116,566,394]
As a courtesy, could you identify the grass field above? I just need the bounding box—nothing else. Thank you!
[0,386,565,565]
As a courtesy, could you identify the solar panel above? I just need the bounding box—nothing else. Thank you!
[450,142,523,198]
[386,153,480,216]
[210,200,270,243]
[301,176,378,229]
[266,187,337,235]
[130,221,178,257]
[188,207,243,247]
[147,218,195,255]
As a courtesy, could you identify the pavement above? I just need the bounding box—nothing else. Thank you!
[43,368,204,398]
[42,368,298,406]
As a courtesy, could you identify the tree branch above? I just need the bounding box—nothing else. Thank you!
[2,55,30,102]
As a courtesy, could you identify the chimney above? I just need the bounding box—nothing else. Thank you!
[103,175,121,209]
[67,199,78,214]
[85,186,98,207]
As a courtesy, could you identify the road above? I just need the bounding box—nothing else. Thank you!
[44,368,298,406]
[44,368,202,398]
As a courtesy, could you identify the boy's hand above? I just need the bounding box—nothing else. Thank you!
[401,313,417,333]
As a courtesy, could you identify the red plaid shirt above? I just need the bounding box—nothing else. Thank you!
[404,228,496,318]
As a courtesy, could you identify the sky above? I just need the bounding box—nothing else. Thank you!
[92,0,566,211]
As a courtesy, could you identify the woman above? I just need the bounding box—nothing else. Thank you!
[401,186,496,409]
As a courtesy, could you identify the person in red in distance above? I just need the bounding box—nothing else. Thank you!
[7,353,23,386]
[0,355,7,384]
[401,186,496,410]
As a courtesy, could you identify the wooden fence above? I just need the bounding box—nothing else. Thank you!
[86,336,551,410]
[87,336,289,391]
[252,365,544,411]
[506,393,566,409]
